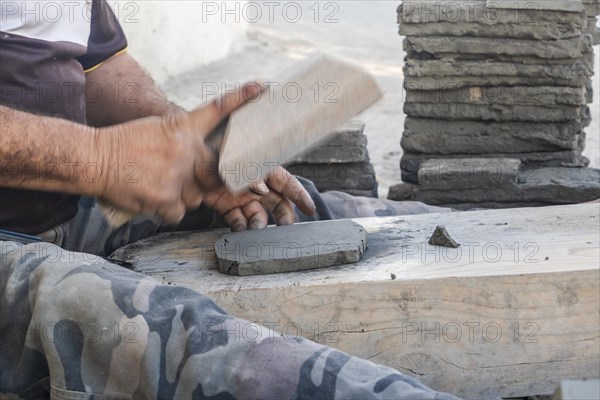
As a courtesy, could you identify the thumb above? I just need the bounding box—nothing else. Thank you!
[189,81,265,134]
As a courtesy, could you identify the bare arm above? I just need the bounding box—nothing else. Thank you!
[0,106,102,197]
[85,52,183,126]
[0,52,170,195]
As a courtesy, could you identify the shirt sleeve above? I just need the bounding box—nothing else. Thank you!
[76,0,128,72]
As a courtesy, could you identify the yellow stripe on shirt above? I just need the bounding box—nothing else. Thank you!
[83,47,128,73]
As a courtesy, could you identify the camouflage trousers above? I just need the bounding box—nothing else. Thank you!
[1,179,457,399]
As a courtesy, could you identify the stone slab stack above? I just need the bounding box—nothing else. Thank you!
[389,0,600,208]
[285,121,379,197]
[584,0,600,44]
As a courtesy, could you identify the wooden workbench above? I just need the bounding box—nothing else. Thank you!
[111,203,600,399]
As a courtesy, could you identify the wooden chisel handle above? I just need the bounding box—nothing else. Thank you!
[99,119,228,228]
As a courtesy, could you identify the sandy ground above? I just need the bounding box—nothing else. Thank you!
[162,1,599,198]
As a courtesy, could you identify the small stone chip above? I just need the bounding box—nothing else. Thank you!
[390,273,397,280]
[428,226,461,248]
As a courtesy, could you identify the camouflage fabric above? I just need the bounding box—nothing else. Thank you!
[0,240,460,399]
[1,177,457,398]
[319,191,450,220]
[37,177,450,258]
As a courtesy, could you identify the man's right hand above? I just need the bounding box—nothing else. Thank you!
[91,83,263,224]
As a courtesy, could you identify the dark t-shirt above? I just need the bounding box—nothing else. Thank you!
[0,0,127,234]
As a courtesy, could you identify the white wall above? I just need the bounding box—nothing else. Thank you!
[109,1,248,83]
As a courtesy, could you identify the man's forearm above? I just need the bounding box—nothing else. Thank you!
[0,105,103,196]
[85,52,183,126]
[1,53,181,196]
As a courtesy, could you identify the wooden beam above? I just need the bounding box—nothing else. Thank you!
[111,203,600,399]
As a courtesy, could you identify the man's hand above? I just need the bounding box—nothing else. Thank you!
[92,82,316,227]
[91,83,262,224]
[203,167,317,232]
[85,54,317,230]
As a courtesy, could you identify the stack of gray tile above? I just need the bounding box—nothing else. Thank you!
[389,0,600,208]
[584,0,600,44]
[285,121,379,198]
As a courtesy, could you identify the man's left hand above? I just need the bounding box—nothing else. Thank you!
[203,166,316,232]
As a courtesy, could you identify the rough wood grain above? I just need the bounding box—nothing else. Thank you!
[110,204,600,399]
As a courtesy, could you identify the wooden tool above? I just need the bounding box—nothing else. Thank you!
[219,53,383,192]
[101,53,383,227]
